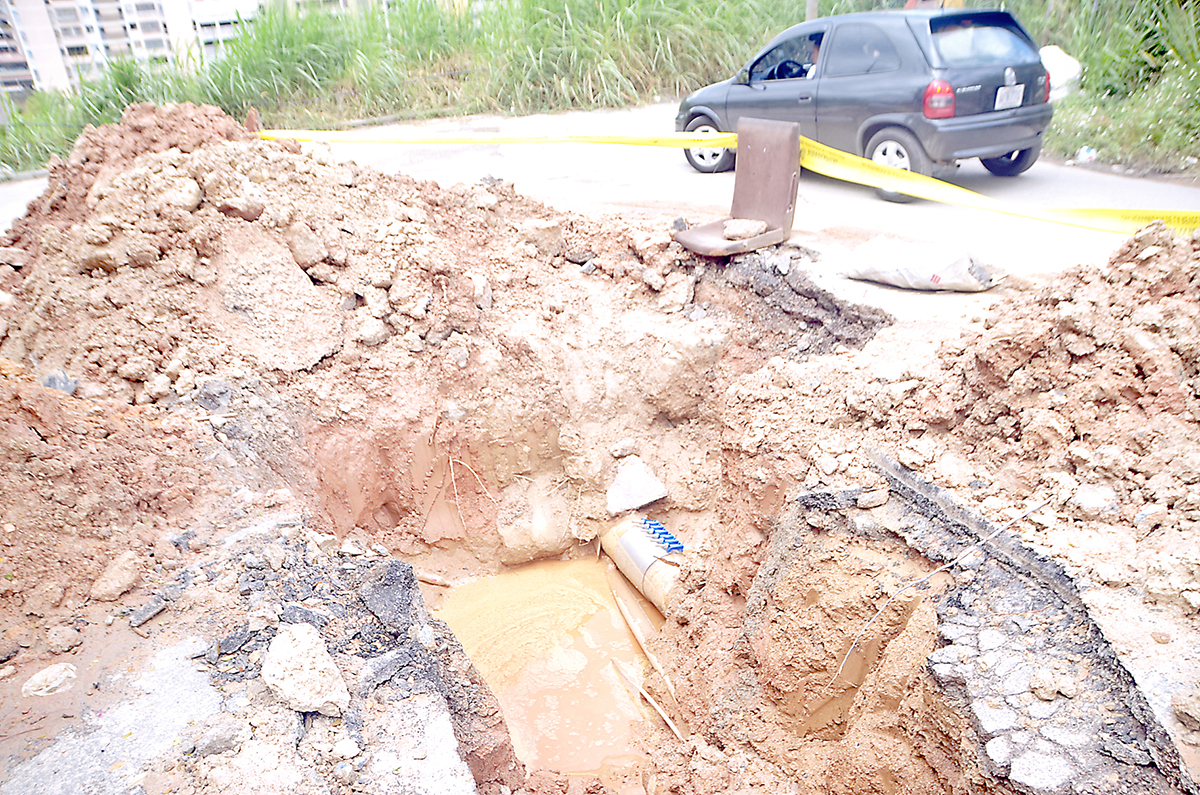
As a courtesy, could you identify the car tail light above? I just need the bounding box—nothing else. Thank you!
[1043,68,1051,102]
[923,79,955,119]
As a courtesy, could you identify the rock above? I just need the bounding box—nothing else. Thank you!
[284,222,328,268]
[471,272,493,310]
[197,380,233,411]
[607,455,669,515]
[0,246,28,268]
[985,736,1012,768]
[637,325,726,421]
[1135,503,1169,530]
[145,372,172,400]
[90,550,141,601]
[23,582,65,616]
[971,700,1019,735]
[307,530,338,554]
[154,176,203,213]
[360,560,421,634]
[857,487,890,509]
[218,195,265,222]
[610,438,639,459]
[1173,691,1200,731]
[356,316,391,347]
[0,638,19,663]
[261,623,350,717]
[1101,736,1152,766]
[333,761,356,784]
[38,369,78,395]
[195,718,249,757]
[280,605,330,630]
[1008,750,1073,792]
[332,738,361,758]
[220,625,254,654]
[130,594,166,627]
[401,330,424,352]
[723,218,768,240]
[657,271,695,313]
[467,186,498,210]
[518,219,563,257]
[45,626,82,654]
[640,267,666,291]
[497,474,574,565]
[1069,483,1118,518]
[21,662,77,696]
[1029,667,1058,701]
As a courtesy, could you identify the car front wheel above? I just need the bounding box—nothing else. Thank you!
[683,117,735,173]
[980,143,1041,176]
[866,127,931,203]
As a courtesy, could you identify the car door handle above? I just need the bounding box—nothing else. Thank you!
[797,94,813,103]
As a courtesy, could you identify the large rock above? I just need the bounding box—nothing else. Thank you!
[261,623,349,716]
[214,224,344,372]
[90,550,141,601]
[638,325,726,421]
[607,455,669,515]
[496,474,573,564]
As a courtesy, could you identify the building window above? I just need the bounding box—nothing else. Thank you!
[66,44,87,56]
[54,7,79,22]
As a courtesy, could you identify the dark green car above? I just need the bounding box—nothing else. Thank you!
[676,9,1052,199]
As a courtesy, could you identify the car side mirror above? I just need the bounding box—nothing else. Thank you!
[735,68,750,85]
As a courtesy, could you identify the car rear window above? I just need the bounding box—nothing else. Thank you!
[930,14,1039,67]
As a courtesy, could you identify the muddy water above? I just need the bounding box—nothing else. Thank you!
[436,558,654,785]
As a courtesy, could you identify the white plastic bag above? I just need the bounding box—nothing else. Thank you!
[842,237,998,292]
[1040,45,1082,103]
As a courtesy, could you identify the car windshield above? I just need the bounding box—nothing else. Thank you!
[930,17,1039,67]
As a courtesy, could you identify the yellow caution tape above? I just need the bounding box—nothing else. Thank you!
[798,136,1200,236]
[258,129,738,148]
[258,129,1200,237]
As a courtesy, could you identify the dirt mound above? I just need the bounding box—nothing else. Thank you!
[0,360,208,630]
[2,103,252,258]
[907,222,1200,609]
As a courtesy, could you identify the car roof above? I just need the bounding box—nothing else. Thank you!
[761,8,1020,48]
[811,7,1014,23]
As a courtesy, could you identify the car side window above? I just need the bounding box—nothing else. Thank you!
[823,23,900,77]
[750,33,822,81]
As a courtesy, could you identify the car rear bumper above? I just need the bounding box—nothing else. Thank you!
[919,103,1053,162]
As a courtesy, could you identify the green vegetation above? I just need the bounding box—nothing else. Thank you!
[997,0,1200,171]
[0,0,1196,175]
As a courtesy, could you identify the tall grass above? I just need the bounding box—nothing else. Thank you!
[473,0,805,112]
[0,0,1196,174]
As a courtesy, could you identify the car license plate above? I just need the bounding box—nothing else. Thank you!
[995,84,1025,110]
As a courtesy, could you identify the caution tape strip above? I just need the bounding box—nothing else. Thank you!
[259,128,1200,237]
[258,129,734,148]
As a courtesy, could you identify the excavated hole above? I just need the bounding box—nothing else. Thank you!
[284,254,990,795]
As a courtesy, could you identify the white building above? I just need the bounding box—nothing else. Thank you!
[0,0,259,96]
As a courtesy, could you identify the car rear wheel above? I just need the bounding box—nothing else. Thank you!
[866,127,931,203]
[980,143,1041,176]
[683,117,735,174]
